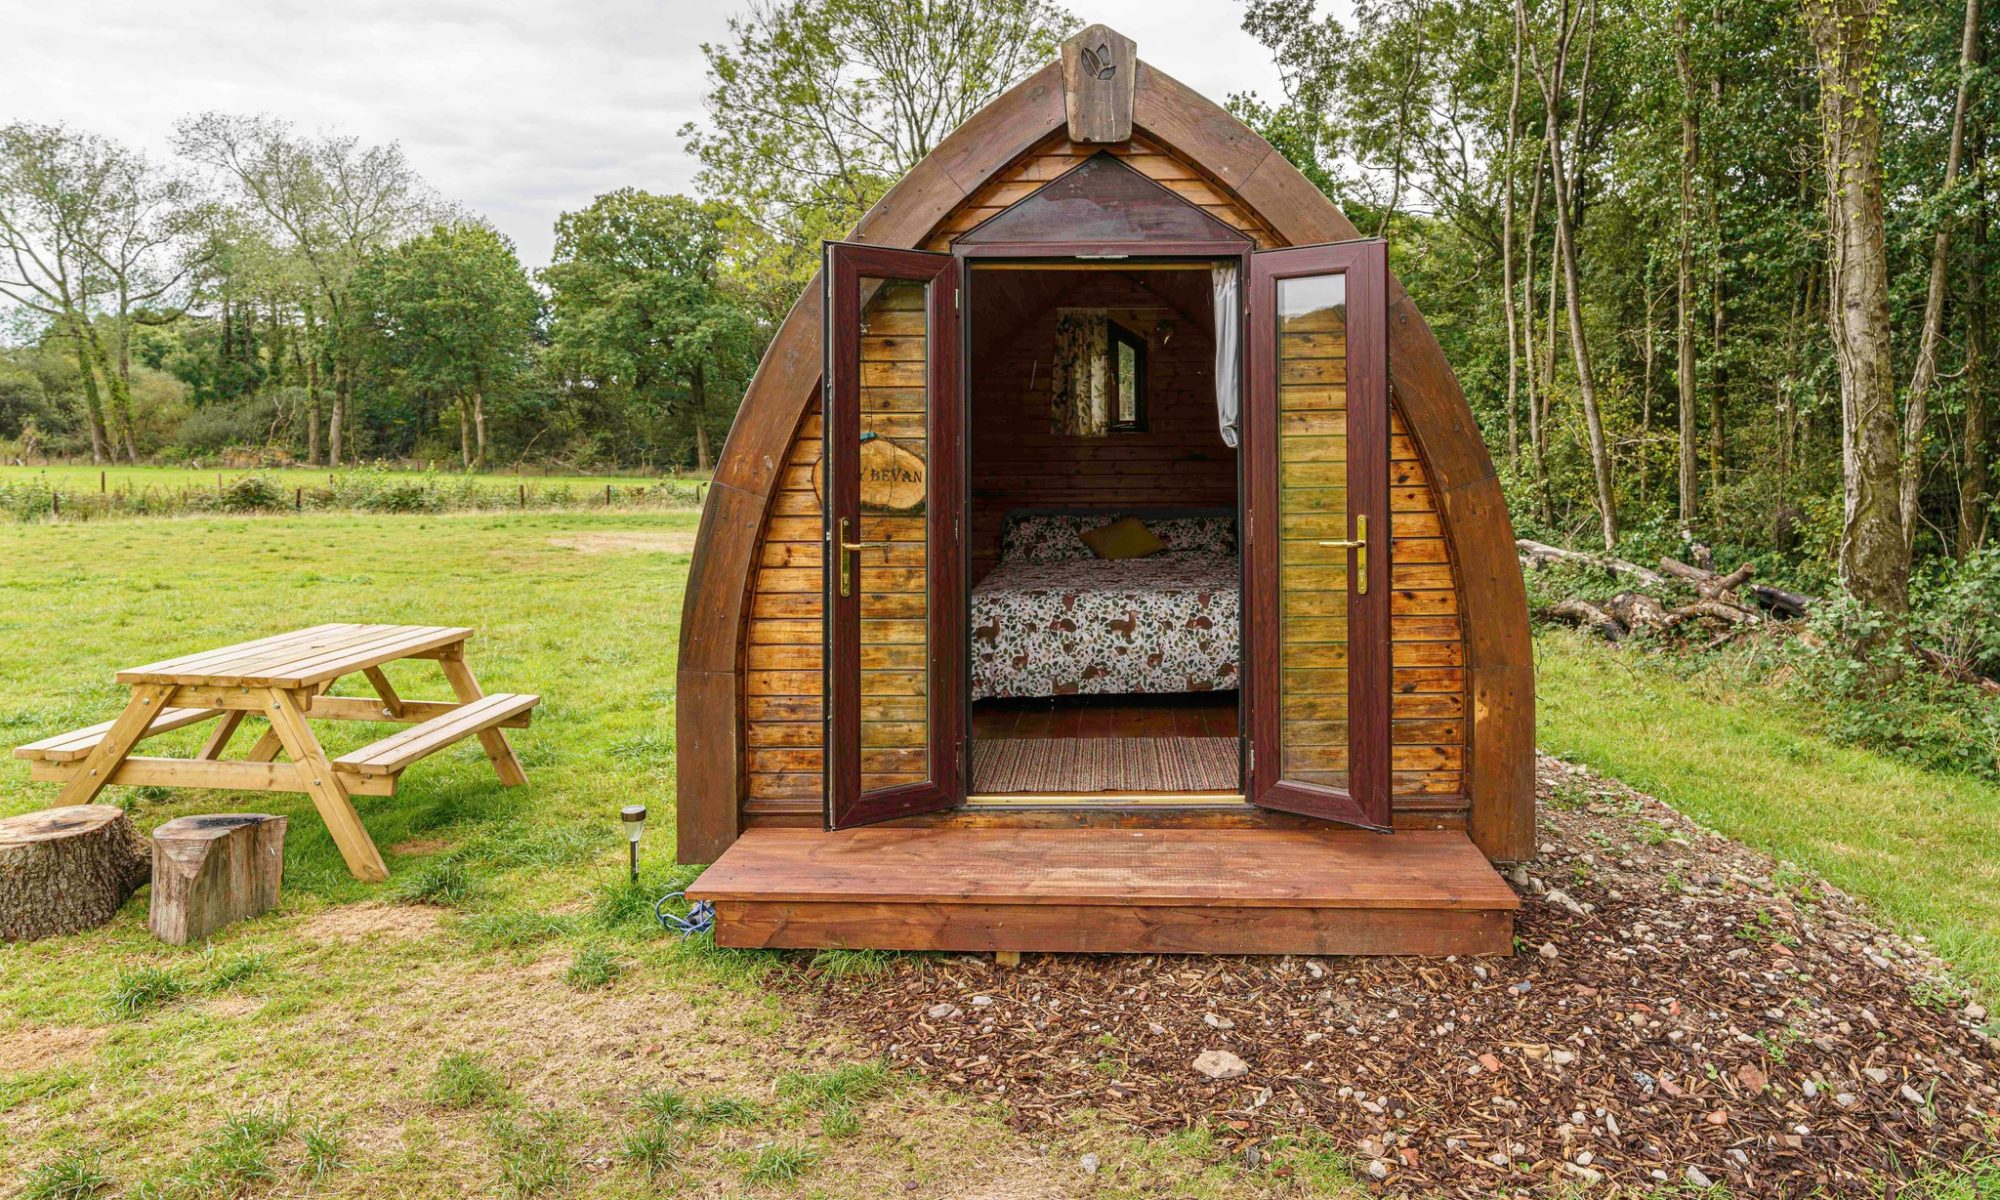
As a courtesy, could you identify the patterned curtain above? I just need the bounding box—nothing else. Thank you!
[1050,309,1110,437]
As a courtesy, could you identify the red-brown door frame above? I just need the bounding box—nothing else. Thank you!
[823,242,964,829]
[1245,239,1392,828]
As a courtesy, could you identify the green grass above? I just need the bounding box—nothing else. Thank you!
[427,1053,510,1110]
[1537,628,2000,994]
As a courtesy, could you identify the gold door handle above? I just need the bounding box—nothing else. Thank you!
[835,518,895,598]
[1316,514,1368,595]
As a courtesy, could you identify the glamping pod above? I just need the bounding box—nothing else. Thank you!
[678,25,1533,956]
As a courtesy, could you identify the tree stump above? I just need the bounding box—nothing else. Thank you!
[0,805,153,942]
[149,814,286,946]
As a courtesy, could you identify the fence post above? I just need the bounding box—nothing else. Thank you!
[51,491,59,518]
[519,483,526,509]
[605,484,613,507]
[100,470,105,494]
[295,487,303,512]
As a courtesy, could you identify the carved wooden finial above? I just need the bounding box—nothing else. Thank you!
[1061,24,1136,144]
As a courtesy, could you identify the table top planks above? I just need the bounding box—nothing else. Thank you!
[691,826,1521,911]
[117,624,475,688]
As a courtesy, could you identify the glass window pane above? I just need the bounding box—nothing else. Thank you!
[1117,339,1138,423]
[856,276,930,789]
[1274,272,1348,790]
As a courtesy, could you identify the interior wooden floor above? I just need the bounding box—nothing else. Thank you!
[971,692,1239,740]
[691,826,1519,956]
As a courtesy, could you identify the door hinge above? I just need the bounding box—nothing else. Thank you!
[954,286,960,312]
[1247,744,1255,773]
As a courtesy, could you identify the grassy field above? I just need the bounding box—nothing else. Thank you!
[1536,627,2000,996]
[0,513,1356,1200]
[0,463,710,496]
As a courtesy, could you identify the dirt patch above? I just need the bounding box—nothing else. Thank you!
[0,1024,103,1072]
[297,902,444,945]
[388,836,455,857]
[546,531,695,555]
[802,754,2000,1197]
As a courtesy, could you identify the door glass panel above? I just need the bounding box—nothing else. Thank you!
[1275,272,1348,789]
[856,276,931,790]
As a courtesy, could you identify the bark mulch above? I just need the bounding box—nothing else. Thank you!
[797,755,2000,1196]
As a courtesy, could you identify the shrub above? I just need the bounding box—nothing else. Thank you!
[107,966,186,1019]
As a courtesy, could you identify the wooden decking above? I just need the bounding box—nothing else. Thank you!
[690,827,1519,956]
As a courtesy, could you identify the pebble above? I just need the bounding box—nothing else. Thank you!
[1550,1049,1576,1066]
[970,995,994,1008]
[1686,1165,1714,1188]
[1192,1049,1248,1080]
[1863,1067,1890,1084]
[1901,1083,1928,1105]
[1539,942,1561,960]
[1967,1002,1989,1021]
[1836,1093,1861,1109]
[1477,1053,1503,1073]
[1366,1160,1389,1180]
[926,1003,959,1019]
[1802,1080,1819,1099]
[1203,1013,1235,1030]
[1147,1022,1167,1036]
[1079,1154,1100,1176]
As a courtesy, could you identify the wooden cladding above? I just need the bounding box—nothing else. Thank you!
[740,135,1469,824]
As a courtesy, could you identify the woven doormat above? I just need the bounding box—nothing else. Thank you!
[970,736,1239,793]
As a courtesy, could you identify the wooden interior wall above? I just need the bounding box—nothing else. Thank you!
[739,129,1468,823]
[969,271,1234,580]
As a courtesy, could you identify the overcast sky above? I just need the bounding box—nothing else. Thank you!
[3,0,1303,270]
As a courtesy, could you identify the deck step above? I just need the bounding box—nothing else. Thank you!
[13,707,219,763]
[334,693,539,777]
[691,827,1520,956]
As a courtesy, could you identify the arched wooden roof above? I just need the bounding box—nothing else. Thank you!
[677,53,1533,863]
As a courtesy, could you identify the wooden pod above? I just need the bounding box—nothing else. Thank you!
[676,36,1532,867]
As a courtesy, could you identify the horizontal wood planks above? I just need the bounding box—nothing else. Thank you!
[693,826,1516,954]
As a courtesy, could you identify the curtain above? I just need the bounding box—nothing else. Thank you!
[1051,309,1110,437]
[1212,263,1240,448]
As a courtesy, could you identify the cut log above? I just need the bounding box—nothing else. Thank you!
[1547,598,1625,641]
[149,814,286,946]
[1746,584,1815,619]
[0,805,152,942]
[1604,591,1673,634]
[1518,539,1667,586]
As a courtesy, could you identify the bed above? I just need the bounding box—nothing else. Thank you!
[970,510,1240,701]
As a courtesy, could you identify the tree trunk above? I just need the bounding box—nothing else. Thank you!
[472,389,487,470]
[329,360,346,469]
[1541,0,1617,549]
[68,323,110,465]
[458,398,473,470]
[1961,193,1990,557]
[1674,1,1700,525]
[82,320,139,463]
[148,814,286,946]
[305,330,323,467]
[1904,0,1982,551]
[1806,0,1908,615]
[0,806,152,942]
[692,364,712,473]
[1502,17,1526,474]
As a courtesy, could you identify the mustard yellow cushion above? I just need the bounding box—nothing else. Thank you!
[1080,516,1165,560]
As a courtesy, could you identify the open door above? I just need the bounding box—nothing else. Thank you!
[1245,239,1391,828]
[823,243,964,828]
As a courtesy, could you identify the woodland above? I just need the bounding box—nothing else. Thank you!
[1,0,1991,638]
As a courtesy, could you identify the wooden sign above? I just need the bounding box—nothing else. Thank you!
[813,433,927,513]
[1062,24,1136,144]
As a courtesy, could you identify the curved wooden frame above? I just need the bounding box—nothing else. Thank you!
[677,57,1533,865]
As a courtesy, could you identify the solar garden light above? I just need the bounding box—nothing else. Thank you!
[620,804,647,884]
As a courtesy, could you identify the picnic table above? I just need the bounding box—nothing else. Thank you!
[13,624,539,882]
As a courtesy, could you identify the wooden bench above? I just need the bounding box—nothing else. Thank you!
[335,692,540,782]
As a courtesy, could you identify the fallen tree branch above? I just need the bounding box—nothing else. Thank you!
[1547,598,1625,641]
[1519,539,1667,586]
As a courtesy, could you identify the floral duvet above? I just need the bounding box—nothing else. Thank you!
[970,553,1240,700]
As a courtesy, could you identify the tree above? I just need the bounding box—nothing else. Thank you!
[174,114,437,466]
[1804,0,1907,614]
[541,191,763,471]
[684,0,1075,309]
[0,122,117,461]
[352,223,538,469]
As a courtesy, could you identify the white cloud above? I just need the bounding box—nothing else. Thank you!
[2,0,1299,269]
